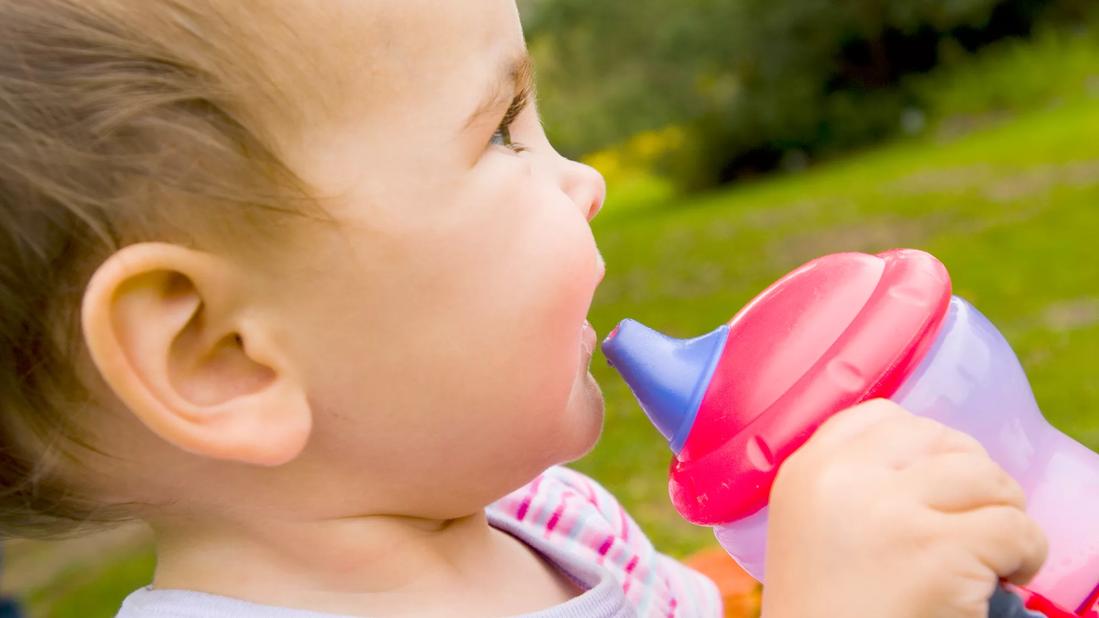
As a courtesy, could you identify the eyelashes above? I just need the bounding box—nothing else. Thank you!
[491,84,534,153]
[500,84,532,132]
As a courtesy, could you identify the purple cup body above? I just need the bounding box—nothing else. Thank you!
[712,297,1099,611]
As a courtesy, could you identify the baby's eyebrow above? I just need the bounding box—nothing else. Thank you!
[463,51,534,131]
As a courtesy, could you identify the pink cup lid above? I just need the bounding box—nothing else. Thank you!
[671,249,952,524]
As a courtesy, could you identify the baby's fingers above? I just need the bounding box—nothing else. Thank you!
[949,506,1048,586]
[905,453,1026,513]
[807,399,906,451]
[847,408,988,467]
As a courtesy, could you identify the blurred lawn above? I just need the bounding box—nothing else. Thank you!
[18,43,1099,618]
[579,96,1099,557]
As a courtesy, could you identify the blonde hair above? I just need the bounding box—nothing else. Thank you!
[0,0,319,538]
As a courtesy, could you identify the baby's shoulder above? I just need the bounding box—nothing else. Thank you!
[491,465,643,551]
[489,466,721,617]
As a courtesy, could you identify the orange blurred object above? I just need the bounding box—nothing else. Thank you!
[683,546,762,618]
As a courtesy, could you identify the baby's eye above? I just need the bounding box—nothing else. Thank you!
[489,92,530,153]
[490,121,527,153]
[490,124,512,148]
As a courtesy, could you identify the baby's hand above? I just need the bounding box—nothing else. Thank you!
[761,399,1048,618]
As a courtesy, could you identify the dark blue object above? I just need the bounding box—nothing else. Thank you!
[988,586,1046,618]
[0,545,22,618]
[0,597,22,618]
[602,320,729,454]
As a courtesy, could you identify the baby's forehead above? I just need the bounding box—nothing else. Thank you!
[244,0,527,195]
[266,0,523,130]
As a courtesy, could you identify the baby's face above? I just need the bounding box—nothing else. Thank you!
[265,0,606,515]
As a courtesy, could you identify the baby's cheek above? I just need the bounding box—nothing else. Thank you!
[534,243,597,383]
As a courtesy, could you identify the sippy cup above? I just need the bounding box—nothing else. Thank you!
[602,249,1099,616]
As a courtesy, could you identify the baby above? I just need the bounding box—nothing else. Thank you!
[0,1,1046,616]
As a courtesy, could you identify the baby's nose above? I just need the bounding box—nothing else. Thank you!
[559,157,606,222]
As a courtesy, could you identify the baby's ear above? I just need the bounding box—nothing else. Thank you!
[81,242,311,466]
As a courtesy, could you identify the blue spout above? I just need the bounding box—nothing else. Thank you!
[602,319,730,454]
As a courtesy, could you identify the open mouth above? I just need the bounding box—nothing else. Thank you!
[581,319,597,358]
[580,250,605,360]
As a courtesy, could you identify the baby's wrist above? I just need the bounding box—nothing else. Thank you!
[760,585,818,618]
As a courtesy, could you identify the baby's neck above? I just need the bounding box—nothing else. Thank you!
[149,506,580,617]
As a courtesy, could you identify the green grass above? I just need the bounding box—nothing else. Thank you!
[18,33,1099,618]
[578,97,1099,557]
[24,546,156,618]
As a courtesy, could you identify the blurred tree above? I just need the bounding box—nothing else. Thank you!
[522,0,1085,188]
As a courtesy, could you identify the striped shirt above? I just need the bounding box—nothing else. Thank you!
[489,466,721,617]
